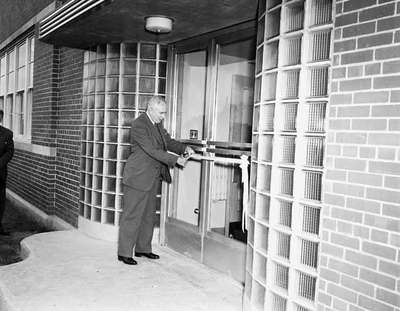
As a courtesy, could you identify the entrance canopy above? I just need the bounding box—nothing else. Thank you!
[39,0,257,48]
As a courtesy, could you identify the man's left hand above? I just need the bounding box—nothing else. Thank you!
[184,146,195,158]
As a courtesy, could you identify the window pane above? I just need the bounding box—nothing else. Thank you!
[16,92,24,135]
[17,43,27,68]
[6,95,13,129]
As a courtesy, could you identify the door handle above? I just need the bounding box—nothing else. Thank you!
[194,208,199,215]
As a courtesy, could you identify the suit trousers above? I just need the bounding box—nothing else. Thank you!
[118,179,159,257]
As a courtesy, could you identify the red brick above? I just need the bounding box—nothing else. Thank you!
[371,229,389,243]
[362,241,397,261]
[341,275,375,296]
[353,119,387,130]
[330,93,352,105]
[325,193,346,206]
[388,119,400,130]
[369,161,400,175]
[355,91,389,104]
[337,220,353,234]
[329,119,351,130]
[365,213,400,232]
[372,104,400,116]
[335,12,358,27]
[332,67,347,79]
[347,197,381,213]
[359,295,394,311]
[336,132,367,144]
[353,225,370,239]
[348,171,383,186]
[337,106,370,118]
[326,144,341,156]
[376,288,400,307]
[359,147,376,158]
[378,15,400,31]
[345,250,378,269]
[340,78,372,91]
[343,22,376,38]
[384,176,400,188]
[368,133,400,146]
[344,0,378,12]
[358,32,393,49]
[378,147,396,160]
[341,50,374,64]
[334,39,357,52]
[382,204,400,218]
[317,292,332,306]
[395,30,400,42]
[348,65,363,77]
[383,60,400,74]
[342,145,358,157]
[390,234,400,247]
[327,283,357,303]
[321,242,345,258]
[320,267,340,282]
[367,187,400,204]
[359,3,396,22]
[365,63,381,75]
[391,90,400,102]
[331,232,360,249]
[331,207,363,223]
[376,45,400,60]
[374,75,400,89]
[360,267,397,290]
[379,260,400,277]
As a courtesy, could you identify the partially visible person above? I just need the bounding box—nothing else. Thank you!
[118,96,194,265]
[0,110,14,235]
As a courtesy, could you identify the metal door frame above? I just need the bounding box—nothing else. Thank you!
[160,21,257,280]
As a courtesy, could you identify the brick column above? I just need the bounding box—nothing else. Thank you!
[318,1,400,311]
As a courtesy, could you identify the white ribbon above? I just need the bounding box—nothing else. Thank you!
[189,153,249,231]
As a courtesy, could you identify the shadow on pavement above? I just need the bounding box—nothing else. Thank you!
[0,199,50,265]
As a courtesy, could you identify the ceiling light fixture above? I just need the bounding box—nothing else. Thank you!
[145,16,173,34]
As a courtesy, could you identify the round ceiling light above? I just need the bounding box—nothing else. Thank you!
[145,16,173,34]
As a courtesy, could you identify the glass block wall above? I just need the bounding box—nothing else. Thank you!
[246,0,333,310]
[80,42,167,226]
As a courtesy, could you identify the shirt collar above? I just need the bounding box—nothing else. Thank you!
[146,111,156,125]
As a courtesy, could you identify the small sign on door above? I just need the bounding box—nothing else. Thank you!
[190,129,198,140]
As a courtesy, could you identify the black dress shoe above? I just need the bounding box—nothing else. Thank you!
[135,252,160,259]
[118,255,137,265]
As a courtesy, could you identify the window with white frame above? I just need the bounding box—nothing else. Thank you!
[0,35,34,139]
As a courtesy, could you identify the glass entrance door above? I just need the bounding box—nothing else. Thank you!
[164,28,256,282]
[164,49,208,262]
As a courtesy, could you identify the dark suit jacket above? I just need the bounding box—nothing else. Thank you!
[0,126,14,182]
[122,113,186,191]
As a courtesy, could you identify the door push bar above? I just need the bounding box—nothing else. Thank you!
[189,153,250,232]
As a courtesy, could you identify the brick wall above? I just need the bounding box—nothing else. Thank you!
[32,39,59,147]
[8,38,84,227]
[319,1,400,311]
[8,39,58,215]
[54,47,83,226]
[8,150,55,214]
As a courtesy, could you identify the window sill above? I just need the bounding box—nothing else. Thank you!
[14,140,56,157]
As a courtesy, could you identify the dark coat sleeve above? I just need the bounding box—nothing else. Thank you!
[159,126,186,155]
[131,121,178,168]
[0,131,14,169]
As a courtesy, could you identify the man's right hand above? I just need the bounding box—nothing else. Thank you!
[176,156,188,167]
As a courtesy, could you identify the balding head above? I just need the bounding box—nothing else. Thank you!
[147,96,167,124]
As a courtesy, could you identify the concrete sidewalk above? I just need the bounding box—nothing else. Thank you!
[0,230,243,311]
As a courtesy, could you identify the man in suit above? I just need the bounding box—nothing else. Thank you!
[0,110,14,235]
[118,96,194,265]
